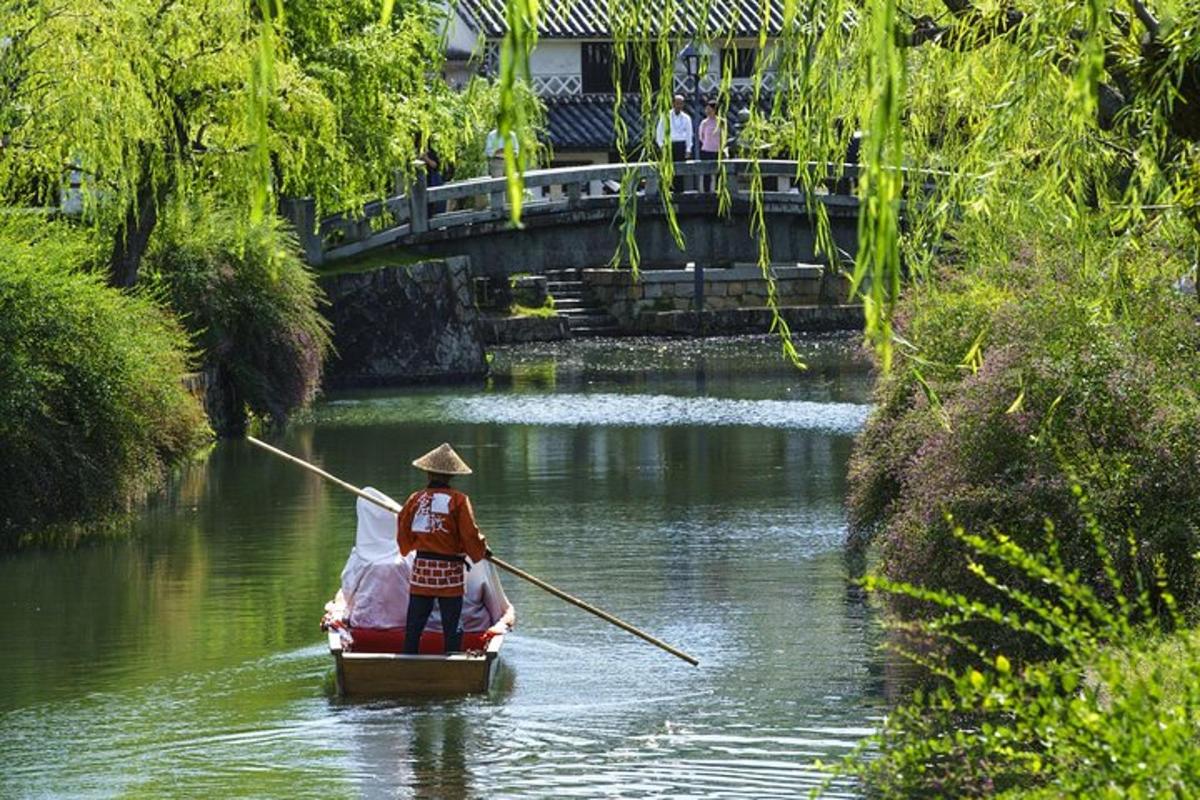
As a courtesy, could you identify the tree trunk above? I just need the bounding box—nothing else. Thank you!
[203,363,248,437]
[108,171,162,288]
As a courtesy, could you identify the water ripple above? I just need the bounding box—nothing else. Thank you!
[446,393,870,434]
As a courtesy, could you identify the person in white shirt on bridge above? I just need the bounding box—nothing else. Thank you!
[484,128,519,178]
[655,95,693,192]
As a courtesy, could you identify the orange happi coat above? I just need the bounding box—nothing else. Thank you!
[396,485,488,597]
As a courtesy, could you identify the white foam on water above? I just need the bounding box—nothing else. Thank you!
[444,393,871,434]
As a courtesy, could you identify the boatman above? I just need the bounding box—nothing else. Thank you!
[396,443,490,654]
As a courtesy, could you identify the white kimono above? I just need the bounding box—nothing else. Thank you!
[427,561,511,633]
[339,488,410,629]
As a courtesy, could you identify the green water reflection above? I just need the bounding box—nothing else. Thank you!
[0,335,888,799]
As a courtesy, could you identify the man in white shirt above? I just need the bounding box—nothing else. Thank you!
[484,128,519,178]
[655,95,693,191]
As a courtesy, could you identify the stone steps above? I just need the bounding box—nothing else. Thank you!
[559,308,621,335]
[544,268,583,282]
[569,325,623,337]
[545,270,615,334]
[546,282,583,299]
[543,268,622,336]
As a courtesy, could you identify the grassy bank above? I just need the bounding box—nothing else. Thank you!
[842,516,1200,797]
[0,220,210,548]
[146,205,332,435]
[848,223,1200,652]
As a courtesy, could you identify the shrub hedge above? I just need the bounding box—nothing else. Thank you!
[842,512,1200,797]
[146,206,331,435]
[0,219,209,546]
[848,230,1200,645]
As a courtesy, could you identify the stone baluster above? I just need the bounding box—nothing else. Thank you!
[489,175,506,213]
[409,166,429,234]
[279,196,322,265]
[644,170,660,199]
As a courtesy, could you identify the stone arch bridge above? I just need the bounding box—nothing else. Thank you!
[283,160,863,278]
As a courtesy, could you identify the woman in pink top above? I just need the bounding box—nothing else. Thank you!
[697,100,725,192]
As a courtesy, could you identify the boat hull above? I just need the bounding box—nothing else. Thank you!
[329,631,503,697]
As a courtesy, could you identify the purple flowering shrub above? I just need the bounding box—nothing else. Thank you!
[849,250,1200,649]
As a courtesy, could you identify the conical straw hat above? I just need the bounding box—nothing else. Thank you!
[412,443,472,475]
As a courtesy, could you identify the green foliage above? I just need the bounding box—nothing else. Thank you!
[2,0,275,217]
[1,0,535,281]
[510,298,557,318]
[838,510,1200,797]
[574,0,1200,368]
[0,218,209,546]
[145,204,331,433]
[849,223,1200,643]
[282,1,547,208]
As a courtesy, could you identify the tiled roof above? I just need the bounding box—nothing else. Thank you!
[546,95,645,151]
[455,0,787,38]
[545,92,768,151]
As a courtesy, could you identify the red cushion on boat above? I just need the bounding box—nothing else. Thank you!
[347,627,489,654]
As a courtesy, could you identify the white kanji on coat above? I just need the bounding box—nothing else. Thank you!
[412,491,449,535]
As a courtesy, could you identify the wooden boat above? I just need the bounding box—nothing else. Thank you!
[328,629,504,697]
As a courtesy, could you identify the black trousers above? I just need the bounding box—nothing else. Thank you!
[700,150,718,191]
[404,594,463,654]
[670,140,687,192]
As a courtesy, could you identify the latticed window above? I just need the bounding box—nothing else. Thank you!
[724,47,757,79]
[581,43,660,95]
[481,43,500,78]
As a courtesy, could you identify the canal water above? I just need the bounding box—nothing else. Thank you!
[0,336,890,799]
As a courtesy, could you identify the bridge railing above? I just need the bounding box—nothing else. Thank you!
[283,159,862,266]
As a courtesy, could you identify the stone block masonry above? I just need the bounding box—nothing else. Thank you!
[580,265,856,334]
[319,256,487,387]
[636,305,865,335]
[478,314,571,344]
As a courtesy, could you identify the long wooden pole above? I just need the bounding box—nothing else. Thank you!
[247,436,699,666]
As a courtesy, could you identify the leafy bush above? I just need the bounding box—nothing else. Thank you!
[0,218,209,546]
[838,508,1200,798]
[848,229,1200,645]
[146,206,332,434]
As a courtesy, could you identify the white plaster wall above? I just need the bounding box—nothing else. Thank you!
[530,41,581,76]
[441,6,483,56]
[550,150,611,166]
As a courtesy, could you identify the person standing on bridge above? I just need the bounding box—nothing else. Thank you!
[655,94,693,193]
[396,443,491,654]
[697,100,726,193]
[484,127,519,179]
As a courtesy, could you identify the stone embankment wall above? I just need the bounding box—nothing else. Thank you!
[581,265,861,334]
[314,258,861,391]
[319,257,487,387]
[478,315,570,344]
